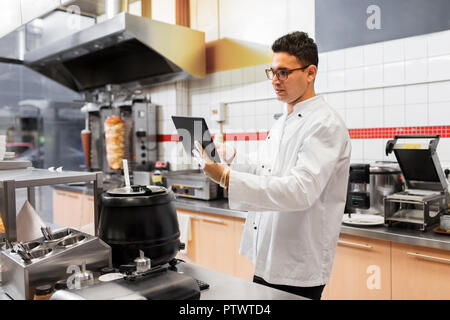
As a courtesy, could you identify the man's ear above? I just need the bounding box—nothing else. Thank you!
[307,65,317,83]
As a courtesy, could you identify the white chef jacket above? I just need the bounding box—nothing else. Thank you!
[228,95,351,287]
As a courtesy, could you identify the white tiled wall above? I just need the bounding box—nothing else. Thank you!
[151,29,450,170]
[317,29,450,168]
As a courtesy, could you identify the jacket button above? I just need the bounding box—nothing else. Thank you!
[268,136,270,139]
[254,226,257,230]
[298,114,302,117]
[262,165,264,168]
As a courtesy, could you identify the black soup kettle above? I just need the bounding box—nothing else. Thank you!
[98,185,184,268]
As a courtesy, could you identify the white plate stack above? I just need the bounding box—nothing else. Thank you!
[342,213,385,226]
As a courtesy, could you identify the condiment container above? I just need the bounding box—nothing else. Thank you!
[440,215,450,232]
[33,284,54,300]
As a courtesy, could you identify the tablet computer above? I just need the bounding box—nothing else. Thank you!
[171,116,221,163]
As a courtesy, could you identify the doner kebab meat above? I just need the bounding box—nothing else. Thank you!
[104,116,125,170]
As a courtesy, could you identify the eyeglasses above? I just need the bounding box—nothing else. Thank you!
[265,65,311,80]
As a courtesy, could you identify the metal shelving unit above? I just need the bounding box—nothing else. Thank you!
[0,167,103,242]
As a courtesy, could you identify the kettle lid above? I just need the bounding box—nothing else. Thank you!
[107,185,167,197]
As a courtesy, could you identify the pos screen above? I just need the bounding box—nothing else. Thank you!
[171,116,221,163]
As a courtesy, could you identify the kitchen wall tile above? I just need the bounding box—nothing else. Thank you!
[220,70,233,87]
[326,92,346,109]
[327,49,345,71]
[220,86,233,102]
[209,72,221,89]
[364,65,383,88]
[242,66,256,84]
[364,43,383,66]
[350,139,363,161]
[437,139,450,164]
[244,115,257,131]
[346,107,364,128]
[405,84,428,104]
[231,68,244,86]
[254,81,270,99]
[265,81,274,97]
[243,102,256,117]
[255,100,269,116]
[383,62,405,86]
[364,106,383,128]
[345,67,364,90]
[383,39,405,63]
[327,70,345,91]
[404,35,428,60]
[256,115,268,130]
[383,87,404,106]
[254,65,267,82]
[227,103,239,118]
[318,52,328,72]
[315,71,328,93]
[428,81,450,102]
[243,82,258,101]
[427,30,450,57]
[345,91,364,109]
[428,102,450,126]
[336,108,346,123]
[231,85,245,102]
[428,55,450,82]
[405,58,428,84]
[384,105,405,127]
[364,88,383,107]
[345,46,364,68]
[405,103,428,126]
[363,139,383,161]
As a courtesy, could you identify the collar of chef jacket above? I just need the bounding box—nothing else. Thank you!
[286,95,324,121]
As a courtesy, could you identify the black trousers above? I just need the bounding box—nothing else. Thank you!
[253,275,325,300]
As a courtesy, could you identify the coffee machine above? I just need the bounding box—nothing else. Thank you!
[346,162,403,215]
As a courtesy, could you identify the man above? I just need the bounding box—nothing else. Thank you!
[193,31,351,300]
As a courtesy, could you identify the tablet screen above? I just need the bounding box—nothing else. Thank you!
[171,116,221,163]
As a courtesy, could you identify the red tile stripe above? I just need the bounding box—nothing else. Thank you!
[157,126,450,142]
[348,126,450,139]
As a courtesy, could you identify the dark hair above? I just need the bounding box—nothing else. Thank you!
[271,31,318,68]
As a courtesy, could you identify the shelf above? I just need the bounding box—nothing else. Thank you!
[0,168,98,188]
[0,168,102,242]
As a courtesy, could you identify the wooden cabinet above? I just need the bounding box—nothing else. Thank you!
[53,189,95,234]
[176,209,254,280]
[323,234,392,300]
[392,242,450,300]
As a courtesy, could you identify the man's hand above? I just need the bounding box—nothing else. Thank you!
[192,141,230,188]
[215,141,236,165]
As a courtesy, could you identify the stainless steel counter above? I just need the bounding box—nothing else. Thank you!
[175,198,450,252]
[175,263,304,300]
[52,185,450,251]
[0,262,304,300]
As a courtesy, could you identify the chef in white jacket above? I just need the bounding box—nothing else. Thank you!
[193,31,351,300]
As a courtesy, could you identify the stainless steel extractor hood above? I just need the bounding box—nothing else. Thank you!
[23,12,206,92]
